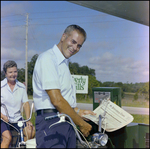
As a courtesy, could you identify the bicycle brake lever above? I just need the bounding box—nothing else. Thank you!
[49,115,66,129]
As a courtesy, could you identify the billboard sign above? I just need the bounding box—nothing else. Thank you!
[71,75,88,94]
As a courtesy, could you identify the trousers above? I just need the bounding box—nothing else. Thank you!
[35,111,76,148]
[1,117,26,134]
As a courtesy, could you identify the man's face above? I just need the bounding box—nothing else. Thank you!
[60,30,85,59]
[5,67,18,83]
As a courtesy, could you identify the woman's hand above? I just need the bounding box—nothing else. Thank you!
[26,120,33,130]
[1,114,9,123]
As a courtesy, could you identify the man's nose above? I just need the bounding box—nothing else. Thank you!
[73,44,78,51]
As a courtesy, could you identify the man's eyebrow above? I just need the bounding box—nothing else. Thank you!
[72,39,82,48]
[72,39,77,43]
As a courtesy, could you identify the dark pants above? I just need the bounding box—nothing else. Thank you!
[1,118,27,147]
[1,117,26,135]
[35,111,76,148]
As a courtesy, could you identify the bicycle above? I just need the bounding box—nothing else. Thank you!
[1,102,34,148]
[1,103,110,148]
[44,112,109,148]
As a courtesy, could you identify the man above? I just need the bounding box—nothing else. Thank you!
[32,24,95,148]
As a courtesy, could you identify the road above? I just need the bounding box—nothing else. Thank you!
[28,100,149,115]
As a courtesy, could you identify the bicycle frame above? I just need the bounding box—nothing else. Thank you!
[1,103,34,148]
[45,112,109,148]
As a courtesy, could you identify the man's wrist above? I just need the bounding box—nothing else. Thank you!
[77,108,80,114]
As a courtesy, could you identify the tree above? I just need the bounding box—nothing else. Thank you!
[27,54,39,95]
[138,82,149,100]
[28,54,38,75]
[102,81,115,87]
[88,75,100,97]
[115,82,123,88]
[69,62,80,74]
[1,70,5,81]
[17,68,25,82]
[69,62,96,76]
[17,54,38,95]
[80,66,95,76]
[134,92,138,100]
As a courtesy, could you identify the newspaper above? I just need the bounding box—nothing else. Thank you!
[83,99,134,132]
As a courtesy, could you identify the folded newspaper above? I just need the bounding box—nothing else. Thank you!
[83,99,134,132]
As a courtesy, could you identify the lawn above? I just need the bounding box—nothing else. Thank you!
[132,114,149,125]
[121,92,149,108]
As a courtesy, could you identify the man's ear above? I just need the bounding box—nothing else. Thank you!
[61,33,67,42]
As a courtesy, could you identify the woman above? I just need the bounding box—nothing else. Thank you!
[1,60,35,148]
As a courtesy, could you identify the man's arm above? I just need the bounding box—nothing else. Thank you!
[46,89,92,137]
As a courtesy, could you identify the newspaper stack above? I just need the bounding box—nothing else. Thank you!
[83,99,134,132]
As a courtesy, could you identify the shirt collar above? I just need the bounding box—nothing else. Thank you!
[1,78,7,87]
[52,44,70,65]
[1,78,25,89]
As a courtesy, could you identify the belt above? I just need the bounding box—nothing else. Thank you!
[36,109,58,116]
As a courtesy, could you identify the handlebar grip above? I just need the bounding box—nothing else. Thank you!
[45,115,59,120]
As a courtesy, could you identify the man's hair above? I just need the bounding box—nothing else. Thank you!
[3,60,17,73]
[64,24,87,42]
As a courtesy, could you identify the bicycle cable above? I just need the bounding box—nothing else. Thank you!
[66,121,91,148]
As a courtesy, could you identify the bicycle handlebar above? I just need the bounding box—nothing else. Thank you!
[45,113,89,148]
[45,112,108,148]
[1,102,34,124]
[1,102,35,148]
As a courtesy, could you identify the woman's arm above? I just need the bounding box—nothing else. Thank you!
[23,102,30,120]
[23,102,33,128]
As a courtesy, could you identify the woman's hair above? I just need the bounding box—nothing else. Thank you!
[3,60,17,73]
[64,24,87,42]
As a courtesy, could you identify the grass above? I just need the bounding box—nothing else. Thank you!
[122,92,149,125]
[121,92,149,108]
[131,114,149,125]
[28,92,149,125]
[76,92,149,108]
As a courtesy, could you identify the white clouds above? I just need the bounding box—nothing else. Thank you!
[1,2,30,16]
[1,47,25,70]
[1,46,38,70]
[1,47,24,60]
[88,52,149,83]
[28,49,38,60]
[1,47,37,61]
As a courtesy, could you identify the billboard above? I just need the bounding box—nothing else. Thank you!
[71,75,88,94]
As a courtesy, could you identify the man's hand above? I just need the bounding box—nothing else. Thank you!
[79,120,92,137]
[76,109,96,136]
[78,109,96,121]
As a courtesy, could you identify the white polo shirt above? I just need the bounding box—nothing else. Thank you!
[32,44,77,111]
[1,78,29,122]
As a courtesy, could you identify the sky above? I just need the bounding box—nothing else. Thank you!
[1,1,149,84]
